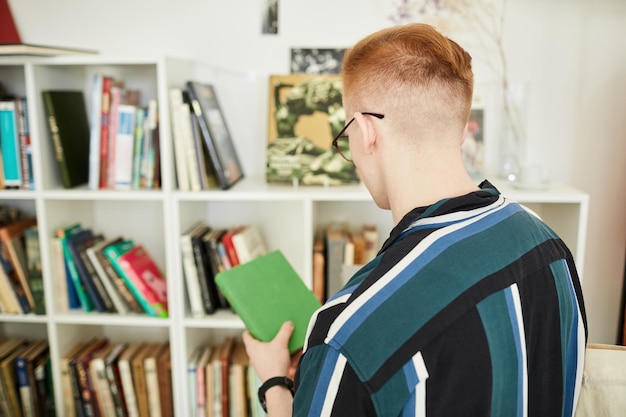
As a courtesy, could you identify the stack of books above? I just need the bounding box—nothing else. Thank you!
[313,223,379,302]
[0,92,34,190]
[41,74,161,191]
[0,205,43,315]
[180,222,268,318]
[52,223,168,317]
[60,338,172,417]
[168,81,244,191]
[187,337,265,417]
[0,338,54,417]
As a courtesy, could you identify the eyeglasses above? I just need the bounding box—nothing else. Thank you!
[332,112,384,162]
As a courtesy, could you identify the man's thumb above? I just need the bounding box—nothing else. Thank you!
[276,321,294,344]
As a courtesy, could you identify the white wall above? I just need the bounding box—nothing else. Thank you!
[8,0,626,343]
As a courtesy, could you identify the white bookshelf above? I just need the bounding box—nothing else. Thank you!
[0,56,589,417]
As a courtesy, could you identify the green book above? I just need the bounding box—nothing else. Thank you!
[41,90,90,189]
[215,250,321,353]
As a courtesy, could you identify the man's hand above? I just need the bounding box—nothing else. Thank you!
[242,321,294,383]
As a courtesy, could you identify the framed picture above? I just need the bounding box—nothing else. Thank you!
[290,48,346,74]
[186,81,244,190]
[266,74,359,185]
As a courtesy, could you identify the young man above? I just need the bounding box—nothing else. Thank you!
[243,23,587,416]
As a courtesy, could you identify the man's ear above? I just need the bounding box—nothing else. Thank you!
[353,112,378,155]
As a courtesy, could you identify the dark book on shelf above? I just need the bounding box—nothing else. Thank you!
[215,250,322,353]
[185,81,244,190]
[14,339,49,417]
[42,90,91,189]
[66,229,113,313]
[191,225,221,314]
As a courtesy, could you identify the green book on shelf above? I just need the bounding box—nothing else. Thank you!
[215,250,322,353]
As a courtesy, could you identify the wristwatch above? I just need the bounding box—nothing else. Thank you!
[258,376,294,412]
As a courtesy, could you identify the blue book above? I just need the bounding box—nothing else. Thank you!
[0,99,22,187]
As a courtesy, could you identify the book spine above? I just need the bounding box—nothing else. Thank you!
[131,353,150,417]
[191,233,220,314]
[24,226,45,315]
[113,104,136,190]
[0,260,21,313]
[99,77,112,189]
[67,234,108,313]
[91,358,116,417]
[168,89,190,191]
[14,97,31,190]
[61,232,94,312]
[144,357,161,417]
[118,358,139,417]
[131,107,146,190]
[88,74,103,190]
[156,347,172,417]
[179,93,201,191]
[77,240,116,313]
[95,249,142,314]
[42,92,72,189]
[86,248,130,315]
[75,357,100,417]
[104,344,128,417]
[0,100,22,187]
[14,356,35,417]
[180,232,205,318]
[107,86,122,189]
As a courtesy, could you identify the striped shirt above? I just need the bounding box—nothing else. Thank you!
[294,181,587,417]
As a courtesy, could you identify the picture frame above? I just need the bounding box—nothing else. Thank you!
[266,74,359,186]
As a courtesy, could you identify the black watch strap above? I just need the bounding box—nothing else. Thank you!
[258,376,294,412]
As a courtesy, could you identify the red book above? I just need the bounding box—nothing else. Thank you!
[115,245,168,317]
[98,77,113,189]
[220,226,244,268]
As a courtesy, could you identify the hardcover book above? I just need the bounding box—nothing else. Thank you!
[105,242,168,318]
[0,99,22,187]
[266,74,359,185]
[0,217,38,310]
[215,250,322,353]
[186,81,244,190]
[41,90,91,188]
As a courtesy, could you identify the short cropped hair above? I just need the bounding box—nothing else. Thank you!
[342,23,473,129]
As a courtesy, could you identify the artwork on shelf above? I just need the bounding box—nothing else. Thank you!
[290,48,346,75]
[266,74,359,186]
[462,88,486,180]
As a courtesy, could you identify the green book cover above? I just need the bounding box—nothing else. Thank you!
[41,90,90,189]
[215,250,321,353]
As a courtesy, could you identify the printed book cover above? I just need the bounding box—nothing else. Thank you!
[266,74,359,186]
[215,250,321,353]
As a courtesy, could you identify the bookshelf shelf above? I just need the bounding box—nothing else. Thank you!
[0,56,590,417]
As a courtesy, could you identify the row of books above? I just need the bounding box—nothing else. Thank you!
[52,224,168,317]
[61,338,171,417]
[0,338,54,417]
[187,337,265,417]
[181,222,268,318]
[313,222,379,302]
[169,82,244,192]
[0,94,34,190]
[0,206,44,315]
[40,76,161,191]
